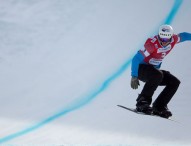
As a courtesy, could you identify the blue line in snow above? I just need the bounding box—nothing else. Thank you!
[0,0,183,144]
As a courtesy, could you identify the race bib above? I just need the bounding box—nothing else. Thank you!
[149,58,162,66]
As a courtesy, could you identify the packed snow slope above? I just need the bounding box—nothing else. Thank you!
[0,0,191,145]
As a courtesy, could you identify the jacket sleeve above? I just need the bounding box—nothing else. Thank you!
[131,51,144,77]
[178,32,191,42]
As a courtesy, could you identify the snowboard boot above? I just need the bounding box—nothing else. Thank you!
[152,105,172,118]
[136,94,152,114]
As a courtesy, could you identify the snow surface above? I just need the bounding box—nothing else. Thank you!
[0,0,191,145]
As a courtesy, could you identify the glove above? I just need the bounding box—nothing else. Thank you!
[131,77,140,89]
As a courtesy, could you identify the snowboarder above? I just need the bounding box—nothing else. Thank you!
[130,24,191,118]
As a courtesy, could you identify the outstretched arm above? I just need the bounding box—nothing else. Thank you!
[130,51,144,89]
[131,51,144,77]
[178,32,191,42]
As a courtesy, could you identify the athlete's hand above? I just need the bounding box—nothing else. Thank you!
[131,77,140,89]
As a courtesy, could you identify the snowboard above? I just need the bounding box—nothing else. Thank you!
[117,105,178,122]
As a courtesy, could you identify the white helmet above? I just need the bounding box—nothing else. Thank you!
[159,24,173,39]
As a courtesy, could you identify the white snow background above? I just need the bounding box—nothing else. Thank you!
[0,0,191,145]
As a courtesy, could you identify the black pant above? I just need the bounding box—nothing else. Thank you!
[138,64,180,108]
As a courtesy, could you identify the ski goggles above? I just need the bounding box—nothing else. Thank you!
[159,37,171,42]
